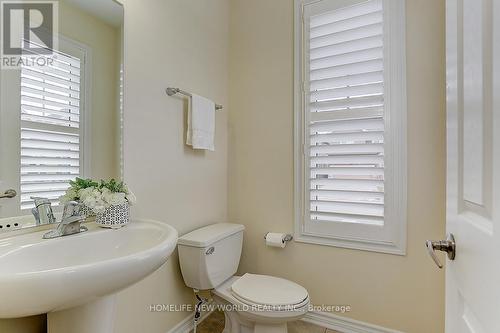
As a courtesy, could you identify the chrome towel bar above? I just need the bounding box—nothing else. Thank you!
[166,87,223,110]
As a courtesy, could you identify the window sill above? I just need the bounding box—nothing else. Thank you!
[294,233,406,256]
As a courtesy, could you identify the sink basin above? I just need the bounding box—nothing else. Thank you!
[0,219,178,319]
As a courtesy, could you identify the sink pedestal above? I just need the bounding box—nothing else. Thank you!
[47,295,116,333]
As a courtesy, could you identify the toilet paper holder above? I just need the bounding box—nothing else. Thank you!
[264,233,293,243]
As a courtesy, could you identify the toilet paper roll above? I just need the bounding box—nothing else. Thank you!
[265,233,287,248]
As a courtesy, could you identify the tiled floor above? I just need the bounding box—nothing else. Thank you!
[192,310,225,333]
[192,310,339,333]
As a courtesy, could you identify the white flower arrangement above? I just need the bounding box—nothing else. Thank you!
[60,178,136,214]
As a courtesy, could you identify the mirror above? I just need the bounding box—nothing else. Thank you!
[0,0,124,231]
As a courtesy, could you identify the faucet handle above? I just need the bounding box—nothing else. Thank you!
[42,201,88,239]
[31,207,40,221]
[62,201,82,220]
[31,196,56,225]
[31,196,51,207]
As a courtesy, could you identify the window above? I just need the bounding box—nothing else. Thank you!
[19,39,88,210]
[294,0,407,254]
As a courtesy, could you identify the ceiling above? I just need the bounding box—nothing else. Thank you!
[64,0,123,27]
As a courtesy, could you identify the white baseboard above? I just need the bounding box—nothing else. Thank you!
[302,311,404,333]
[166,308,215,333]
[167,307,402,333]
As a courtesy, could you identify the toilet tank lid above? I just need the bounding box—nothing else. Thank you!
[178,223,245,248]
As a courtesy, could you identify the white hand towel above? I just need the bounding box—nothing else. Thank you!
[187,94,216,151]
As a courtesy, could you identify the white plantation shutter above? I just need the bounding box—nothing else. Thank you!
[20,44,84,210]
[308,0,385,225]
[296,0,406,254]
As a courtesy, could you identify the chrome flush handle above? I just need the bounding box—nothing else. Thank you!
[426,233,456,269]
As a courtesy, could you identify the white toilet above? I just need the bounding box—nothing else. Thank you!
[177,223,310,333]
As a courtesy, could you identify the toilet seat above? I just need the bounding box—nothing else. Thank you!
[213,275,310,329]
[231,273,309,311]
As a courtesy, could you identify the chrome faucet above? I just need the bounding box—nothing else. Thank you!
[31,197,56,225]
[43,201,88,239]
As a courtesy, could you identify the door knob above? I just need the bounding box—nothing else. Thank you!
[425,233,456,269]
[0,189,16,199]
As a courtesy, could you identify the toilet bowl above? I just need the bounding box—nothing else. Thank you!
[213,275,309,333]
[177,223,310,333]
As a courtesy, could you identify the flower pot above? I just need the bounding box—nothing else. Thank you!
[79,204,95,218]
[95,203,130,228]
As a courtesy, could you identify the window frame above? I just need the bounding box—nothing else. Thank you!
[19,34,92,212]
[294,0,407,255]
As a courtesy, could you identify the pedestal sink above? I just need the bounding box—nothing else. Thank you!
[0,219,178,333]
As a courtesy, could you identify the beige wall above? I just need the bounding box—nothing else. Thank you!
[227,0,446,332]
[113,0,229,332]
[60,0,120,179]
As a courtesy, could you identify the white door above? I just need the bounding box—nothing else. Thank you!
[438,0,500,332]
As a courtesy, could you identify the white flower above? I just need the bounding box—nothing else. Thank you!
[59,187,78,204]
[79,188,104,213]
[77,187,129,214]
[102,188,127,206]
[61,180,135,214]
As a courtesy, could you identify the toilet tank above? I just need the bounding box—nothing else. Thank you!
[177,223,245,290]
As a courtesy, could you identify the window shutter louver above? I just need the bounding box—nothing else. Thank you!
[20,47,83,210]
[307,0,385,226]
